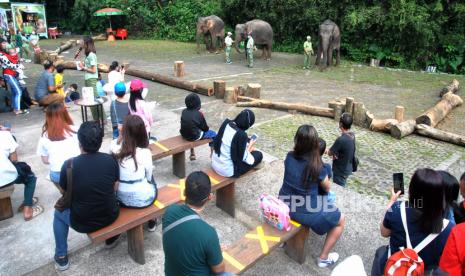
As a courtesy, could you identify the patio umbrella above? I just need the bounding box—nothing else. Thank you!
[93,8,123,30]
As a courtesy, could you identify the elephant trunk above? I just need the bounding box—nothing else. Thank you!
[321,36,330,67]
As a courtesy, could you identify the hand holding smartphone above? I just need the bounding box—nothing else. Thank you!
[393,173,404,195]
[250,134,258,141]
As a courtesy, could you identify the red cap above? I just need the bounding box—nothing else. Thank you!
[130,79,147,91]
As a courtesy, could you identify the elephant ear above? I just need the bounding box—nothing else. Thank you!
[206,19,214,29]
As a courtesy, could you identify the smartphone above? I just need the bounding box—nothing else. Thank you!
[250,134,258,141]
[393,173,404,195]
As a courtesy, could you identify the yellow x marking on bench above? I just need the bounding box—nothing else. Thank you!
[153,141,170,152]
[245,226,281,254]
[167,179,186,200]
[222,251,245,271]
[153,200,165,209]
[209,175,220,186]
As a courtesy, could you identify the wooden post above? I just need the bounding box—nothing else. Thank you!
[390,119,416,139]
[214,80,226,99]
[216,183,235,217]
[224,87,238,104]
[246,83,261,99]
[353,102,367,128]
[174,61,185,77]
[345,97,354,115]
[284,227,310,264]
[395,106,405,122]
[127,225,146,264]
[172,151,186,178]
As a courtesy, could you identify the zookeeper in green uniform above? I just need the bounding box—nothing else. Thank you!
[246,32,254,68]
[303,35,314,69]
[224,32,234,64]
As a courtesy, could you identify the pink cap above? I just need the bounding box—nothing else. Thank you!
[130,79,147,91]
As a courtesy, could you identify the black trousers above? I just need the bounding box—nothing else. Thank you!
[234,150,263,177]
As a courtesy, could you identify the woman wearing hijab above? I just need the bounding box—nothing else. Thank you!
[212,109,263,177]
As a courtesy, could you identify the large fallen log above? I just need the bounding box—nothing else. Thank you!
[390,119,416,139]
[415,92,463,127]
[54,39,77,55]
[236,97,334,118]
[439,79,460,97]
[370,119,398,133]
[56,60,213,96]
[415,124,465,147]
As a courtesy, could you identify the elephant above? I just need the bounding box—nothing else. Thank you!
[234,19,273,60]
[315,19,341,68]
[196,15,225,53]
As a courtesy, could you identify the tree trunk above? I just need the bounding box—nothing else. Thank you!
[345,97,354,115]
[439,79,460,97]
[236,98,334,118]
[370,119,398,133]
[246,83,261,99]
[394,106,405,123]
[174,61,185,77]
[415,92,463,127]
[415,124,465,147]
[214,80,226,99]
[224,87,238,104]
[390,119,416,139]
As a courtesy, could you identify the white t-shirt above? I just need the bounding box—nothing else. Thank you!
[108,70,124,86]
[0,131,18,187]
[36,126,80,172]
[225,36,233,47]
[212,124,254,177]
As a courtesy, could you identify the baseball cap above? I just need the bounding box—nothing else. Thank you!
[227,32,232,36]
[114,82,126,96]
[130,79,147,91]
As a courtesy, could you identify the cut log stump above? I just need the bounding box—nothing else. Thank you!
[246,83,261,99]
[345,97,354,115]
[390,119,416,139]
[353,102,368,128]
[328,100,345,120]
[370,119,398,133]
[224,87,238,104]
[214,80,226,99]
[174,61,185,77]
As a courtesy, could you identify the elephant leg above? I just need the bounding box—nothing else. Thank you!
[211,36,218,53]
[336,48,341,66]
[328,47,333,67]
[315,47,322,65]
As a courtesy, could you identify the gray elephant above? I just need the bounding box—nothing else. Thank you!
[196,15,225,53]
[234,19,273,60]
[315,19,341,67]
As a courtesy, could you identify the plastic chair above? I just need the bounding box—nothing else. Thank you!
[116,28,128,40]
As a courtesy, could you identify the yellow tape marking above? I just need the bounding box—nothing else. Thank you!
[209,175,220,185]
[245,226,280,254]
[290,220,301,228]
[154,141,169,152]
[222,251,245,271]
[153,200,165,209]
[167,179,186,200]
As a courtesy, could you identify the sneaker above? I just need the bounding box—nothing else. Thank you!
[318,252,339,268]
[54,255,70,271]
[149,136,158,142]
[104,235,121,249]
[147,219,158,232]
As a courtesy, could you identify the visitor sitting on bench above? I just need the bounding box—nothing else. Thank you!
[53,122,120,271]
[0,129,41,220]
[34,60,63,107]
[452,172,465,224]
[180,93,216,160]
[279,124,344,268]
[212,109,263,177]
[439,222,465,275]
[162,171,232,276]
[371,168,454,275]
[111,115,157,231]
[37,102,80,186]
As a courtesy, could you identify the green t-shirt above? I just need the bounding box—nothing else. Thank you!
[84,52,98,80]
[304,41,313,53]
[162,204,223,276]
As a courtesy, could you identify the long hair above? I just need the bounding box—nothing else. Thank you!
[116,115,149,171]
[109,61,119,72]
[42,102,75,141]
[408,168,445,233]
[83,36,96,56]
[129,89,143,112]
[293,125,322,189]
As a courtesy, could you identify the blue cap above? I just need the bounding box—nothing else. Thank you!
[114,82,126,96]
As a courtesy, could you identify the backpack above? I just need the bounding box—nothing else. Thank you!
[259,194,291,231]
[384,201,449,276]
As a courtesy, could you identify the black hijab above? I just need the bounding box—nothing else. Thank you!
[213,109,255,177]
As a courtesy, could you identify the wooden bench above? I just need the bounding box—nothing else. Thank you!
[149,135,212,178]
[0,185,15,221]
[223,221,310,274]
[88,169,239,264]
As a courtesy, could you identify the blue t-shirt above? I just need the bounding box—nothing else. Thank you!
[383,201,454,269]
[34,70,55,101]
[278,152,328,213]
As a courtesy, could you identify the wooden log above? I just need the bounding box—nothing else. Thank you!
[246,83,261,99]
[224,87,238,104]
[328,100,345,120]
[345,97,354,115]
[439,79,460,97]
[54,39,76,55]
[366,111,374,127]
[353,102,368,128]
[48,53,58,62]
[370,118,398,133]
[415,92,463,127]
[174,61,185,77]
[236,98,334,118]
[237,85,246,96]
[390,119,416,139]
[415,124,465,147]
[395,106,405,122]
[214,80,226,99]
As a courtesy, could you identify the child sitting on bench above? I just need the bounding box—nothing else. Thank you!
[180,93,216,160]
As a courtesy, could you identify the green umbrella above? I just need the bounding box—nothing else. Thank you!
[93,8,124,30]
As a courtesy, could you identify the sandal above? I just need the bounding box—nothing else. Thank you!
[18,197,39,212]
[24,204,44,221]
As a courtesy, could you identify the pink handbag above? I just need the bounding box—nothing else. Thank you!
[259,194,291,231]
